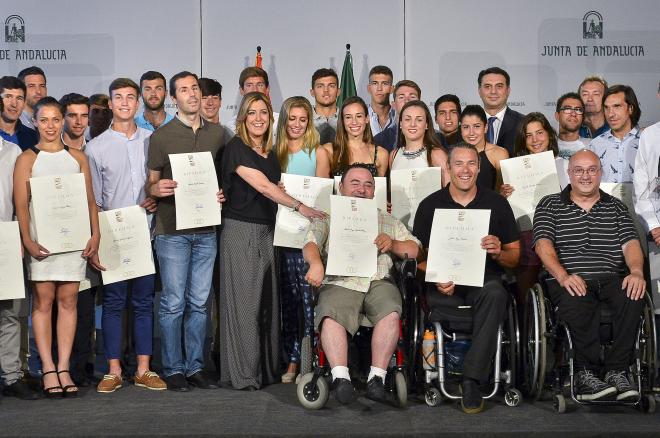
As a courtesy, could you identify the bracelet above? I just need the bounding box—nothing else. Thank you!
[292,200,302,212]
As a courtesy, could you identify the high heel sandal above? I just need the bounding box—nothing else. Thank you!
[57,370,79,398]
[41,370,64,399]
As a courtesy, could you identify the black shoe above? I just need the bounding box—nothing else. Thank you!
[3,379,38,400]
[575,369,617,401]
[186,371,219,389]
[460,378,484,414]
[366,376,386,402]
[164,373,190,392]
[604,370,639,401]
[332,378,355,405]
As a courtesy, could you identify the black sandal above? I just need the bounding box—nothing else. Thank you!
[57,370,79,398]
[41,370,64,399]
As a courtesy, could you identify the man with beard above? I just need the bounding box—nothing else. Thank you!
[17,66,47,131]
[135,71,173,131]
[555,92,590,159]
[147,71,226,392]
[59,93,89,151]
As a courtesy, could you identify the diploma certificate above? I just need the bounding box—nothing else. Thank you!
[169,152,221,230]
[30,173,91,254]
[334,176,387,211]
[274,174,334,248]
[0,222,26,300]
[326,195,378,277]
[600,182,648,253]
[500,151,560,231]
[390,168,443,230]
[98,206,155,285]
[425,209,491,287]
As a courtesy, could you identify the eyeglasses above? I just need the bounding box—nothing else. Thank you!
[570,166,600,176]
[559,106,584,115]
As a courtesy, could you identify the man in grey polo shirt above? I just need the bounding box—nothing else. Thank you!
[147,71,228,392]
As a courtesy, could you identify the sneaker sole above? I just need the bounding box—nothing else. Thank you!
[97,384,122,394]
[616,390,640,401]
[576,386,617,401]
[134,382,167,391]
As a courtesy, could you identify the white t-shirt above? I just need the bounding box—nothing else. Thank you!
[557,138,589,160]
[0,139,22,221]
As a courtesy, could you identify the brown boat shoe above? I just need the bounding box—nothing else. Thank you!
[97,374,123,393]
[134,371,166,391]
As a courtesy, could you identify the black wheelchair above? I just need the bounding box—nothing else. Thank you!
[522,274,658,413]
[418,275,523,408]
[296,258,422,409]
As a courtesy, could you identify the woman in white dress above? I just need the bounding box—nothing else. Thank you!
[388,100,449,184]
[13,97,101,398]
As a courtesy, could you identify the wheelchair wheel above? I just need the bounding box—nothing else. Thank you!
[425,387,442,407]
[641,295,658,389]
[393,371,408,408]
[553,394,567,414]
[297,373,329,410]
[404,290,421,389]
[299,335,313,377]
[504,388,522,407]
[522,284,546,399]
[506,301,518,387]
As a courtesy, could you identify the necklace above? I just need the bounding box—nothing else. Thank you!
[401,146,425,159]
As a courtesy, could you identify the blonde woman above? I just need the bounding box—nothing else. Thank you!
[218,92,324,390]
[274,96,331,383]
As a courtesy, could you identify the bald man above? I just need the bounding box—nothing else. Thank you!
[533,149,645,402]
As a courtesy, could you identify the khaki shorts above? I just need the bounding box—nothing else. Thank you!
[314,280,402,336]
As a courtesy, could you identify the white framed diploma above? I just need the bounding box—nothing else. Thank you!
[425,209,491,287]
[333,176,387,211]
[169,152,221,230]
[500,151,560,231]
[326,195,378,277]
[98,205,155,285]
[274,174,334,248]
[0,221,26,300]
[390,168,443,230]
[600,182,648,253]
[29,173,91,254]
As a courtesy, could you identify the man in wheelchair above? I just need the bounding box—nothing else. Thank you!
[413,143,521,414]
[534,149,646,402]
[302,164,422,405]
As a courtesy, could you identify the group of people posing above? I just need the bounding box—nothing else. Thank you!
[0,62,658,415]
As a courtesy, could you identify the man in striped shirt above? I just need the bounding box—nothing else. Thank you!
[533,149,646,402]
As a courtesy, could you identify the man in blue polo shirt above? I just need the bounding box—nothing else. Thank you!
[135,71,174,131]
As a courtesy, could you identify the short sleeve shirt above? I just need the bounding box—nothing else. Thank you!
[533,185,638,278]
[413,185,520,277]
[304,209,421,293]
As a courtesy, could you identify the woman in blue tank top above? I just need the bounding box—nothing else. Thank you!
[274,96,331,383]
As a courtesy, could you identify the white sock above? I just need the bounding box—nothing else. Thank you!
[368,366,387,382]
[331,366,350,381]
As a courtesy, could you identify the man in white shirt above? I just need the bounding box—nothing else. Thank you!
[555,92,590,159]
[367,65,395,137]
[633,82,660,312]
[0,96,37,400]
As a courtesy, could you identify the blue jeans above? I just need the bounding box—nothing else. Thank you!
[155,232,216,377]
[101,275,156,360]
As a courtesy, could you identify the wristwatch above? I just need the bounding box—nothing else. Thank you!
[292,200,302,212]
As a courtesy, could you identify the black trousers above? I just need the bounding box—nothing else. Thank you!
[426,274,509,381]
[546,275,644,371]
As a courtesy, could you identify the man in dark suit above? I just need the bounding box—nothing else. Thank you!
[477,67,524,155]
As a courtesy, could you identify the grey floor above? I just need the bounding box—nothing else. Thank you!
[1,381,660,437]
